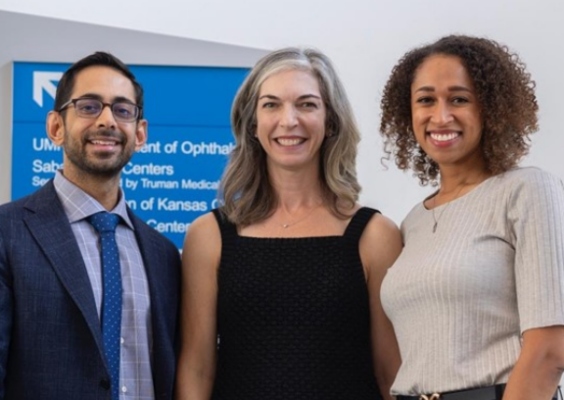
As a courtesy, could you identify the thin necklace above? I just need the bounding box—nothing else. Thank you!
[430,185,465,233]
[431,172,490,233]
[278,204,321,229]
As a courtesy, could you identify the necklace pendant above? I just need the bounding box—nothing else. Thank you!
[432,222,438,233]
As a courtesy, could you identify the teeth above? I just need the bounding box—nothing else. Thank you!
[91,140,116,145]
[430,132,458,142]
[277,138,303,146]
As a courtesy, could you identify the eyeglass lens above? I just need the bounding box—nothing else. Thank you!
[74,98,139,121]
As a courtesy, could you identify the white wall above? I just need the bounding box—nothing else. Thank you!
[1,0,563,224]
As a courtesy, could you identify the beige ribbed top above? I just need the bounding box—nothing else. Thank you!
[381,167,564,395]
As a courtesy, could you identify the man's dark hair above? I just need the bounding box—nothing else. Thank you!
[54,51,144,119]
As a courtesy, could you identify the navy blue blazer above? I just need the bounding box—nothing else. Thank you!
[0,180,181,399]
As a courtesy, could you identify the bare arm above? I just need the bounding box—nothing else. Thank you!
[502,326,564,400]
[175,213,222,400]
[360,213,403,400]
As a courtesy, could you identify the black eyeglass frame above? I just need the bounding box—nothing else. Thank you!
[57,97,143,122]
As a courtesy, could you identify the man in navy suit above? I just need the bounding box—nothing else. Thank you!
[0,52,181,399]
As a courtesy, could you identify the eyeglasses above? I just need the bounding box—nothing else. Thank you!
[58,98,142,122]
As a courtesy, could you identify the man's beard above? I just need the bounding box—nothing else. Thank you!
[63,128,135,178]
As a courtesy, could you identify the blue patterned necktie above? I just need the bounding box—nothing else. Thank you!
[88,212,122,400]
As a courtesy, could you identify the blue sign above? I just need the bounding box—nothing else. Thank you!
[12,62,249,248]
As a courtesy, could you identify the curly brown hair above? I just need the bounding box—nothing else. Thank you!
[379,35,538,185]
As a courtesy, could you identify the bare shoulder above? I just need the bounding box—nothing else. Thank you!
[182,211,222,269]
[185,211,221,240]
[362,212,402,245]
[359,212,403,273]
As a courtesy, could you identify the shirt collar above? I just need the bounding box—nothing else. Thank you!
[53,170,135,230]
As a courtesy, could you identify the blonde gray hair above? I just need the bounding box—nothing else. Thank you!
[219,47,361,226]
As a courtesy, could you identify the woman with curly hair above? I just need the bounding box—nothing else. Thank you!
[379,35,564,400]
[176,47,402,400]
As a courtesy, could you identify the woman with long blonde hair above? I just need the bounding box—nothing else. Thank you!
[176,47,402,400]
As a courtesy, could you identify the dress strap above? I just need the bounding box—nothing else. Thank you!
[342,207,380,278]
[343,207,380,242]
[212,208,239,258]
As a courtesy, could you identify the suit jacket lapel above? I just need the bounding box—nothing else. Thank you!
[22,182,105,356]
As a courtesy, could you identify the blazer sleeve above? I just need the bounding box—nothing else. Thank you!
[0,222,13,398]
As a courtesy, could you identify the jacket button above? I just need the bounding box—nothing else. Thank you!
[99,379,110,390]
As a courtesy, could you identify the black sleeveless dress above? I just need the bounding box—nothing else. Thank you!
[211,207,383,400]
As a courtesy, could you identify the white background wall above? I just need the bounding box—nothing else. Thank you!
[0,0,563,225]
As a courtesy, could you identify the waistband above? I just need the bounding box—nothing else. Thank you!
[397,384,560,400]
[397,384,503,400]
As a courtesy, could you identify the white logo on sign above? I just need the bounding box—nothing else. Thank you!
[33,71,63,107]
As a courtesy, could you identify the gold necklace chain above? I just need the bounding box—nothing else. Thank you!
[431,172,490,233]
[278,204,321,229]
[431,184,465,233]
